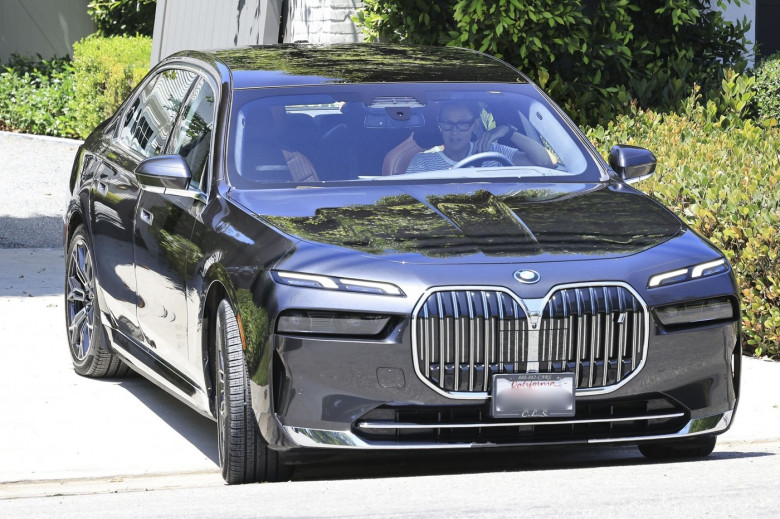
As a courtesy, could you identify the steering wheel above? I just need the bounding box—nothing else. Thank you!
[452,152,514,169]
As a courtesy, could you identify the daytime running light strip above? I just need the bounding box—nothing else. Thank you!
[648,259,727,288]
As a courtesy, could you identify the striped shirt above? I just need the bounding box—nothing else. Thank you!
[405,142,518,174]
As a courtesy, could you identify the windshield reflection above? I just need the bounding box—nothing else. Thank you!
[227,84,602,188]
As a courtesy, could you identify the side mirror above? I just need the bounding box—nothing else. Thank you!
[135,154,192,190]
[608,145,656,183]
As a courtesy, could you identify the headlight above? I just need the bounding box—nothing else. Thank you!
[648,259,728,288]
[272,271,404,296]
[654,297,736,327]
[277,310,393,336]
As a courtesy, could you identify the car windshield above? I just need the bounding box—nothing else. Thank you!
[227,83,604,188]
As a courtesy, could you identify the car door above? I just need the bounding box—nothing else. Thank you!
[134,75,216,380]
[91,67,197,352]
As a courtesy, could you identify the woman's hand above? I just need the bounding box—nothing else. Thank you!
[473,125,512,153]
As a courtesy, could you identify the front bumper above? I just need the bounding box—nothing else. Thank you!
[259,316,740,451]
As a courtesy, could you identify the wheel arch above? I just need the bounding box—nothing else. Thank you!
[64,209,85,249]
[202,278,229,417]
[199,265,278,430]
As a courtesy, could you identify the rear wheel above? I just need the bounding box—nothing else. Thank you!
[215,299,291,484]
[65,226,129,377]
[638,436,717,460]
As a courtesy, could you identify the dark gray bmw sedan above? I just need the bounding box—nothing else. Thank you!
[64,44,741,484]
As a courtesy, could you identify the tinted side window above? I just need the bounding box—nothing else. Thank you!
[118,68,197,158]
[170,78,215,191]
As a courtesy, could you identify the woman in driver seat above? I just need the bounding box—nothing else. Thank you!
[405,101,554,174]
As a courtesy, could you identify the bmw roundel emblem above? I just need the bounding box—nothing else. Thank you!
[514,269,541,284]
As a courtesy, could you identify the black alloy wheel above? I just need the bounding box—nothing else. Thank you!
[65,226,129,377]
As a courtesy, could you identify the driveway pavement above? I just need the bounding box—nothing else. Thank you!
[0,248,220,491]
[0,131,78,248]
[0,132,221,495]
[0,132,778,498]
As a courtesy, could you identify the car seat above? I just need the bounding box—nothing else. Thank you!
[382,127,442,176]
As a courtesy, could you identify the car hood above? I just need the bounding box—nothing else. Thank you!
[230,182,683,264]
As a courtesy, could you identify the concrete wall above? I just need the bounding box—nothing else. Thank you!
[152,0,363,64]
[0,0,95,63]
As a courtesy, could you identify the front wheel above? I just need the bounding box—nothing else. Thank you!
[65,226,129,378]
[638,436,717,460]
[215,299,291,484]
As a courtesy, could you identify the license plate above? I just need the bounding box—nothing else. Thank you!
[491,373,576,418]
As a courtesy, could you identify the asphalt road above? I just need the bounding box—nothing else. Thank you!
[2,441,779,519]
[1,132,779,518]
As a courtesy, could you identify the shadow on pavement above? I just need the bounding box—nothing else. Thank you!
[0,215,63,249]
[117,376,219,465]
[290,441,775,482]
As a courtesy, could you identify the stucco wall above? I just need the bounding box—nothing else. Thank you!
[0,0,95,63]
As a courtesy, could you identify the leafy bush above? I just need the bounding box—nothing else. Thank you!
[355,0,750,126]
[71,35,152,138]
[753,53,780,122]
[0,55,78,137]
[586,78,780,358]
[88,0,157,37]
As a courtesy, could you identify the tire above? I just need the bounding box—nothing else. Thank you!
[65,226,130,378]
[215,299,291,484]
[638,436,717,460]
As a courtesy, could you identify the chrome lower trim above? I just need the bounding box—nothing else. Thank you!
[283,411,731,450]
[356,412,685,430]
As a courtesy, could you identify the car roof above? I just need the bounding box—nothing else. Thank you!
[169,44,528,89]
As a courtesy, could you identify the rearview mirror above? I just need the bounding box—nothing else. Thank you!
[608,145,656,184]
[135,154,192,190]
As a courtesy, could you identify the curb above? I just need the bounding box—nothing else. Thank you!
[0,130,83,145]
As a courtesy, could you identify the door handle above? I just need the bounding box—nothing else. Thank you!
[140,209,153,225]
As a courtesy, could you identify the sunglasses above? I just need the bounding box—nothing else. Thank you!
[438,119,477,132]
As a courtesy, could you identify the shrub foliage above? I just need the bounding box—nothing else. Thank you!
[71,35,152,138]
[87,0,157,37]
[753,53,780,122]
[355,0,750,126]
[587,78,780,358]
[0,55,77,137]
[1,36,151,138]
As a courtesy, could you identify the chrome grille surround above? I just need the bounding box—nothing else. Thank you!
[411,283,649,399]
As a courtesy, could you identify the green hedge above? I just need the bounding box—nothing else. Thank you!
[586,80,780,358]
[0,55,77,137]
[0,36,151,138]
[753,53,780,122]
[71,35,152,138]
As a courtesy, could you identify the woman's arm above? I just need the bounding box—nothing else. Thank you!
[474,125,555,168]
